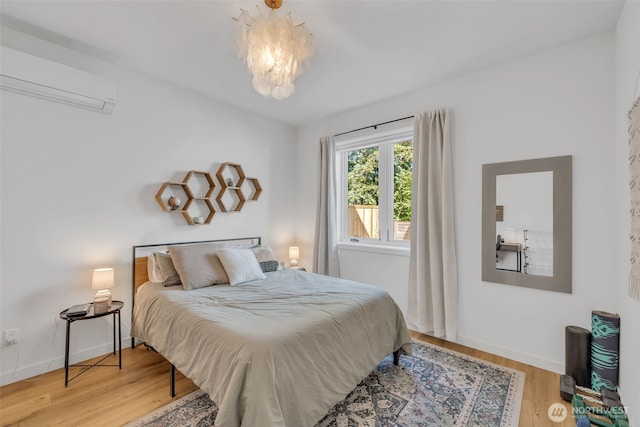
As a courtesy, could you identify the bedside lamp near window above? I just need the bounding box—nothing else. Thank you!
[92,268,114,314]
[289,246,299,267]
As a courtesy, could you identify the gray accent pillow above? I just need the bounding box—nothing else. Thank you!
[259,260,279,273]
[168,243,229,290]
[151,252,181,286]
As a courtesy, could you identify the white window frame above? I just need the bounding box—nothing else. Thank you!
[336,126,413,247]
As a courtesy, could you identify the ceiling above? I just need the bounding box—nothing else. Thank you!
[0,1,624,127]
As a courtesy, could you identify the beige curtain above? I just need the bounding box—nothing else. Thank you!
[629,96,640,301]
[314,136,340,277]
[408,110,458,340]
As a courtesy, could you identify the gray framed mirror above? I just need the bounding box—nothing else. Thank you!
[482,155,572,293]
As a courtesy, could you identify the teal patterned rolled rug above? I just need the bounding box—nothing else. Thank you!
[591,310,620,392]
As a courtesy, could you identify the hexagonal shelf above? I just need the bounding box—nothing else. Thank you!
[216,186,246,213]
[183,198,216,225]
[216,162,247,212]
[183,170,215,199]
[216,162,245,189]
[155,182,191,213]
[243,177,262,201]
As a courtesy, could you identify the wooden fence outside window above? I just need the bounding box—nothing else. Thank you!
[348,205,410,240]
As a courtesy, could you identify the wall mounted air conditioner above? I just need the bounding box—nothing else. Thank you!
[0,46,117,114]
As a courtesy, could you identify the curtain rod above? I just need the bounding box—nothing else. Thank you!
[334,115,414,138]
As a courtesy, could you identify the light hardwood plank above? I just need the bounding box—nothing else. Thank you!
[0,333,574,426]
[0,393,51,426]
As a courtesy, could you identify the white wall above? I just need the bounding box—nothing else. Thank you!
[296,33,617,376]
[614,1,640,421]
[338,246,409,313]
[0,38,297,385]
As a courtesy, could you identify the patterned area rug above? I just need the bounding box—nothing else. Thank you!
[126,341,524,427]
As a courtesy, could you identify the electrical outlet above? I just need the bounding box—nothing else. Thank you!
[4,328,18,344]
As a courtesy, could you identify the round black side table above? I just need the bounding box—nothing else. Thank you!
[59,300,123,386]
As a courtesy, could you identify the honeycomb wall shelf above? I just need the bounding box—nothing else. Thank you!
[155,170,216,225]
[155,164,261,224]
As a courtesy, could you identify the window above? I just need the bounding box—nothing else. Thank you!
[337,128,413,245]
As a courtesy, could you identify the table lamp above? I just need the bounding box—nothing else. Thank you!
[92,268,114,307]
[289,246,299,267]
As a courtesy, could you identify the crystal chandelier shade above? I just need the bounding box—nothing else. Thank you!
[236,2,313,100]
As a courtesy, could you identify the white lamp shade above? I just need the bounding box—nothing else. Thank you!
[289,246,299,260]
[289,246,300,267]
[92,268,114,290]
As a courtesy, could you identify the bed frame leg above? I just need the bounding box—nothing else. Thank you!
[170,364,176,397]
[393,350,400,365]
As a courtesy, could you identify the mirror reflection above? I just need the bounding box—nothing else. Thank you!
[495,171,553,276]
[481,155,572,294]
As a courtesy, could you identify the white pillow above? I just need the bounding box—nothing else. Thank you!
[217,248,266,286]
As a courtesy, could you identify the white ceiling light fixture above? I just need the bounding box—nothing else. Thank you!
[235,0,313,100]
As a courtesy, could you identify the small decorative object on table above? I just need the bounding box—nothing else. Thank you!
[94,297,109,314]
[66,303,90,317]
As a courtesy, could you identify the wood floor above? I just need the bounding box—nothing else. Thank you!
[0,331,574,426]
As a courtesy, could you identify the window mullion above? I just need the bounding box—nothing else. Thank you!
[378,143,393,242]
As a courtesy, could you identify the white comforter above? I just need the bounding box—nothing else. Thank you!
[131,269,412,427]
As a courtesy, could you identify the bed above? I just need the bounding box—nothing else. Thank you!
[130,237,412,427]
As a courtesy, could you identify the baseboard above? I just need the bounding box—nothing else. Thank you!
[0,337,131,387]
[456,334,564,374]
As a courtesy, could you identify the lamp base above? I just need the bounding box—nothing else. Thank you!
[290,259,298,267]
[94,289,112,306]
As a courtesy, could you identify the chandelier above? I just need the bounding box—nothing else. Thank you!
[235,0,313,100]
